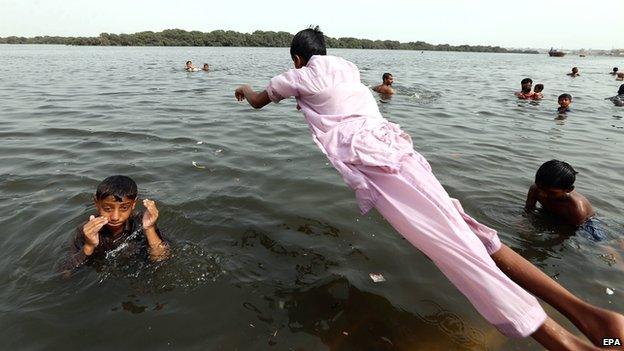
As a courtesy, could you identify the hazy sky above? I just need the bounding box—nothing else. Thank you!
[1,0,622,49]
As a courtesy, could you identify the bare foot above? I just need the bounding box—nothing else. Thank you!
[578,306,624,349]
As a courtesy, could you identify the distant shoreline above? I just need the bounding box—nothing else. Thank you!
[0,29,539,54]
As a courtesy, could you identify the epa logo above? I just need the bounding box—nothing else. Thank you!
[602,338,622,346]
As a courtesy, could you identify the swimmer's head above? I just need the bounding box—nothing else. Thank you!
[618,84,624,95]
[535,160,577,195]
[94,175,138,229]
[382,73,393,85]
[558,93,572,108]
[186,60,192,68]
[534,84,544,93]
[290,26,326,68]
[571,67,579,74]
[613,67,618,73]
[521,78,533,92]
[202,63,209,71]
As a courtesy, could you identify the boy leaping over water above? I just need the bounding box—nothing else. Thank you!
[234,26,624,350]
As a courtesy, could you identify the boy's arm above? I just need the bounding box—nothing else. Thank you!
[142,199,170,261]
[235,84,271,109]
[524,184,538,212]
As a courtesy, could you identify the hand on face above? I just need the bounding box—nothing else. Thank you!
[142,199,159,230]
[83,215,107,248]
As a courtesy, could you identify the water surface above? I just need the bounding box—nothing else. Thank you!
[1,45,623,350]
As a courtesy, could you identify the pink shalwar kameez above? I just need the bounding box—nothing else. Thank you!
[265,55,547,338]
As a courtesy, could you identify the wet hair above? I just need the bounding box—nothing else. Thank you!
[382,73,392,81]
[534,84,544,92]
[535,160,577,190]
[186,60,192,65]
[521,78,533,85]
[619,84,624,95]
[572,67,579,72]
[613,67,618,72]
[95,175,138,202]
[558,93,572,101]
[290,26,327,62]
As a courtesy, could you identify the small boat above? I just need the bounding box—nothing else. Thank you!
[548,48,566,57]
[579,54,586,57]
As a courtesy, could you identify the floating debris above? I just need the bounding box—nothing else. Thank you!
[369,273,386,283]
[606,288,615,295]
[192,161,205,169]
[197,141,203,144]
[342,331,349,336]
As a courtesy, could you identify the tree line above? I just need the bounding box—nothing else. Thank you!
[0,29,538,54]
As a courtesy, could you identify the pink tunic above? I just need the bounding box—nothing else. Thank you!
[266,55,547,338]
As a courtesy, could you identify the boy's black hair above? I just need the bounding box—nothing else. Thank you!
[613,67,618,72]
[534,83,544,91]
[572,67,579,71]
[382,73,392,81]
[558,93,572,100]
[290,26,327,62]
[521,78,533,85]
[95,175,138,202]
[535,160,578,190]
[186,60,192,65]
[618,84,624,95]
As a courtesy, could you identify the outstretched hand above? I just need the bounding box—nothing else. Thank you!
[142,199,159,230]
[235,84,250,101]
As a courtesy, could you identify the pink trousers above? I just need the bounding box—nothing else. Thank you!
[358,154,547,338]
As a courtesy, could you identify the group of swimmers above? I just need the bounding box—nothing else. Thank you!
[185,60,209,72]
[515,66,624,114]
[67,27,624,350]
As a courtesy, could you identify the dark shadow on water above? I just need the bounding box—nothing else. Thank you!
[276,276,492,351]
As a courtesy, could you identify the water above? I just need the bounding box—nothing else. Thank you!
[0,45,623,350]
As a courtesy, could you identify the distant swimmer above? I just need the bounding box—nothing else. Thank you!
[515,78,535,99]
[566,67,580,77]
[610,67,618,75]
[202,63,210,71]
[372,73,395,96]
[533,84,544,100]
[557,93,572,114]
[605,84,624,107]
[185,60,199,72]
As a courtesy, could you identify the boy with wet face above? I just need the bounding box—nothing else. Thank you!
[66,175,168,270]
[557,93,572,113]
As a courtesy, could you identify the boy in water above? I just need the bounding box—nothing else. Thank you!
[372,73,395,96]
[185,60,197,71]
[202,63,210,72]
[558,93,572,114]
[567,67,580,77]
[515,78,535,99]
[611,67,618,76]
[606,84,624,107]
[65,175,169,271]
[533,84,544,100]
[524,160,606,241]
[233,26,623,350]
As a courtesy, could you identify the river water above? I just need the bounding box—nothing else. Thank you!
[0,45,623,350]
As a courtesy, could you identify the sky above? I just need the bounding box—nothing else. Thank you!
[0,0,622,50]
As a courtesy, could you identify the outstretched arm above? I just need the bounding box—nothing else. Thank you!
[235,84,271,109]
